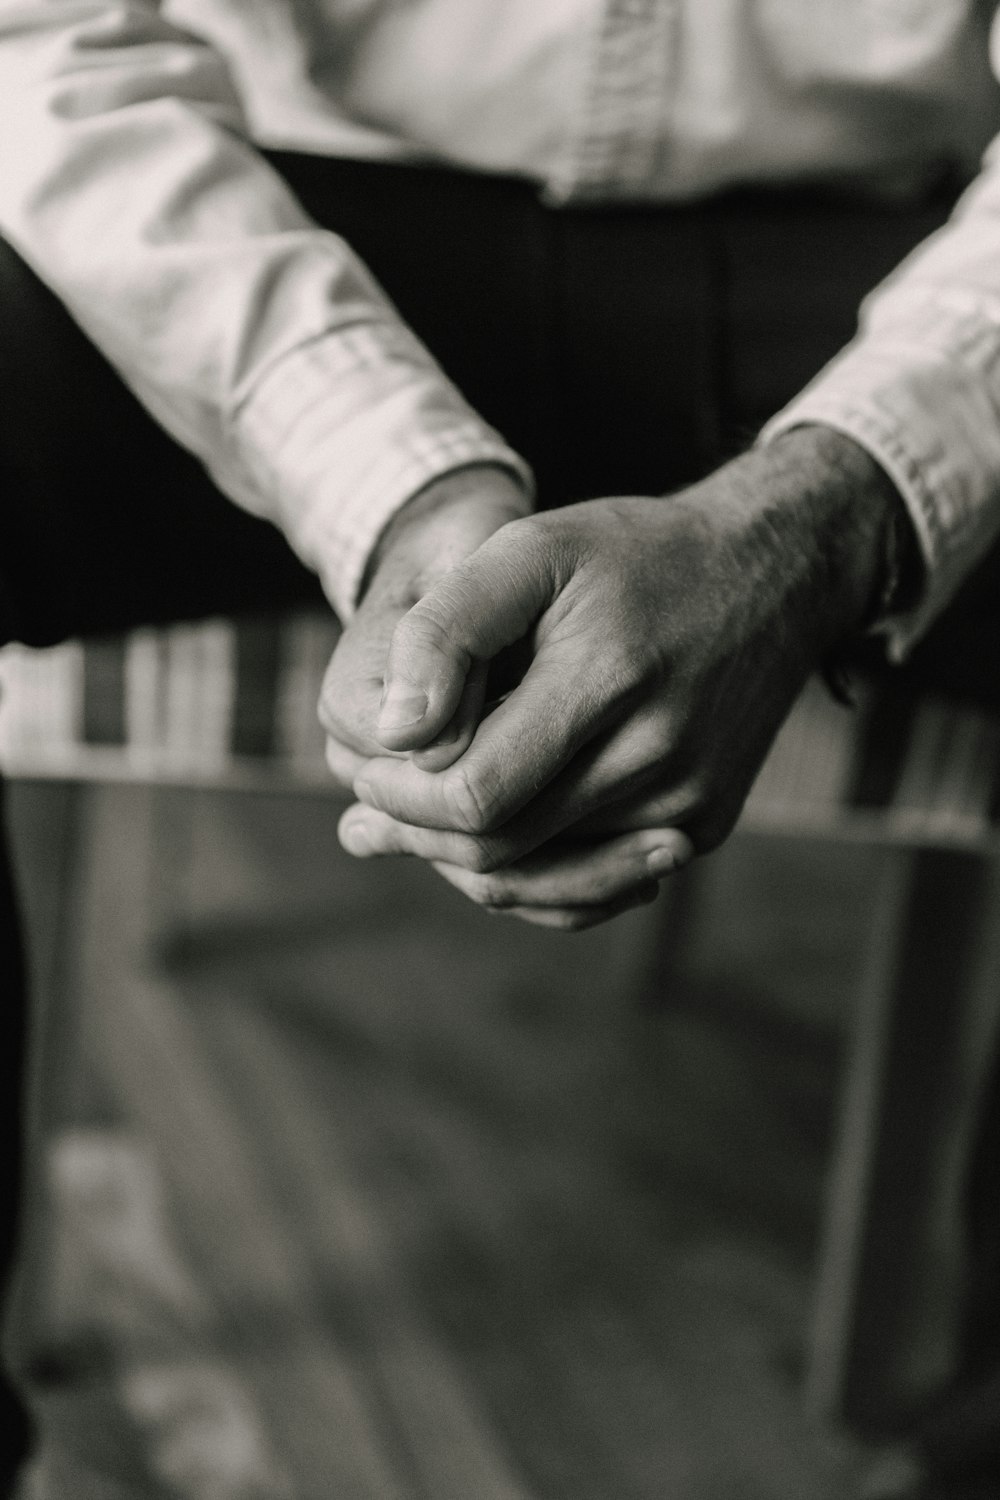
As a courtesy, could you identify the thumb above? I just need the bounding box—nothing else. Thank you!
[375,518,556,750]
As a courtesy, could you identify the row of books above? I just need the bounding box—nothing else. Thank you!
[0,614,340,785]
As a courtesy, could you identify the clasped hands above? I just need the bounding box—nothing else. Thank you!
[320,428,894,929]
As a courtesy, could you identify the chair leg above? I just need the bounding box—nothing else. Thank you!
[6,782,177,1370]
[4,779,92,1370]
[807,843,1000,1433]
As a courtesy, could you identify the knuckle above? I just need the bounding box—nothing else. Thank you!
[603,644,648,701]
[467,873,512,908]
[496,513,568,591]
[464,839,504,875]
[442,763,501,835]
[390,604,467,678]
[398,606,450,653]
[500,513,544,553]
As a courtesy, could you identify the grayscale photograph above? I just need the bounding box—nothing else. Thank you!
[0,2,999,1496]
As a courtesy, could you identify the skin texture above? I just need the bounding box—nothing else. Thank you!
[324,427,903,929]
[319,462,528,786]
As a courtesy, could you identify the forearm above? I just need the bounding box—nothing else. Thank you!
[762,131,1000,657]
[0,2,529,618]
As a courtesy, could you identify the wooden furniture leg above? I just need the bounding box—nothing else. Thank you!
[807,843,1000,1432]
[4,778,94,1371]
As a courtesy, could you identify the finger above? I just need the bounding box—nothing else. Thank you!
[318,605,399,756]
[338,800,498,868]
[347,747,731,871]
[338,798,694,887]
[326,666,488,794]
[573,783,743,854]
[352,697,677,868]
[375,519,556,751]
[425,828,693,909]
[326,733,411,788]
[410,661,489,772]
[360,566,659,836]
[325,735,369,789]
[486,884,661,931]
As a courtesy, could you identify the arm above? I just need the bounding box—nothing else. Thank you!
[762,13,1000,657]
[338,25,1000,922]
[0,1,531,619]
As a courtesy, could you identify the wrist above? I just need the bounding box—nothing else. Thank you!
[750,425,916,653]
[360,463,531,601]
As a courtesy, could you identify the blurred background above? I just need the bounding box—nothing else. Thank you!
[0,730,923,1498]
[3,590,1000,1500]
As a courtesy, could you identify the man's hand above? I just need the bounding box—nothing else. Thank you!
[319,463,529,785]
[337,429,905,922]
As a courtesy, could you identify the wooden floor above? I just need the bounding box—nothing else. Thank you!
[5,782,890,1498]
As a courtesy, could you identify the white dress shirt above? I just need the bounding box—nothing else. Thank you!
[2,1,1000,647]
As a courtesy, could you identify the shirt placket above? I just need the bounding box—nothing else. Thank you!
[546,0,679,202]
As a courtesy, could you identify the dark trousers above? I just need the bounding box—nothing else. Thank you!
[0,154,996,1480]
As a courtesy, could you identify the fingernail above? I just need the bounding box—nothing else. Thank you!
[647,845,679,876]
[430,721,460,748]
[378,680,428,732]
[340,817,375,857]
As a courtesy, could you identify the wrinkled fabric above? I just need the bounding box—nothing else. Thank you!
[1,1,1000,634]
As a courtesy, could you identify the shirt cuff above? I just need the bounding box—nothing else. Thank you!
[760,302,1000,661]
[226,320,534,620]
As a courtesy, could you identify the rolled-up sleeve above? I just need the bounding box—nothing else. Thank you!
[0,1,532,620]
[762,11,1000,659]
